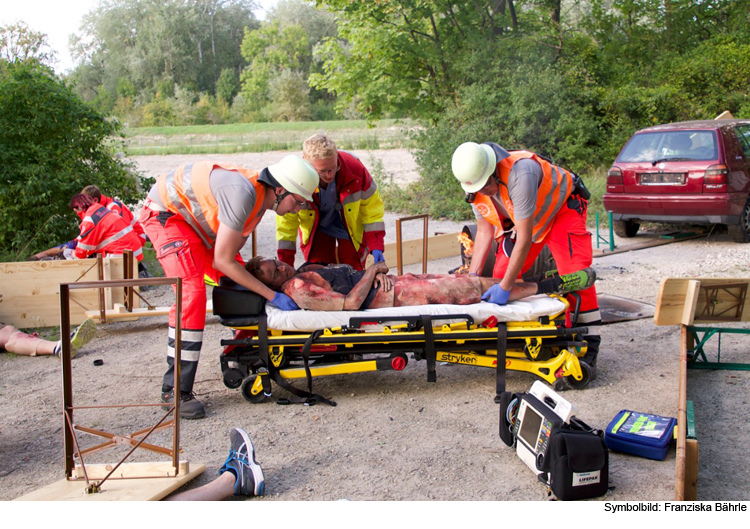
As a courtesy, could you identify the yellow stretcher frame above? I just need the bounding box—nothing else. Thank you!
[216,294,592,404]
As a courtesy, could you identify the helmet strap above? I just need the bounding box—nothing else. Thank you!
[273,190,290,212]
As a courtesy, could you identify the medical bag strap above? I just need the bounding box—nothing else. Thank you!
[494,322,508,403]
[421,315,437,382]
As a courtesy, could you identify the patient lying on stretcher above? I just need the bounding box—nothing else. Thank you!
[245,257,596,312]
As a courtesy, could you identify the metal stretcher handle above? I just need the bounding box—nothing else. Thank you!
[346,314,475,332]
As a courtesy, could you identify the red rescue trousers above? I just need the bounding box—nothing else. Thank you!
[492,196,601,325]
[307,231,363,270]
[140,207,213,393]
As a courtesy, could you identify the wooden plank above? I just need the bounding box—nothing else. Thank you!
[675,325,689,501]
[680,280,701,326]
[72,461,190,480]
[13,463,205,501]
[1,259,100,328]
[593,231,708,258]
[86,301,214,322]
[685,439,699,501]
[655,278,750,326]
[365,232,461,268]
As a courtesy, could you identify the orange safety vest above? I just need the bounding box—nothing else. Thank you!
[483,151,573,243]
[157,161,266,248]
[471,194,507,242]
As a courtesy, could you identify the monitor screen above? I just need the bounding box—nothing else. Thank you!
[518,403,543,452]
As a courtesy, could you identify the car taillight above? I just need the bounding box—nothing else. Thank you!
[704,164,729,184]
[607,167,623,185]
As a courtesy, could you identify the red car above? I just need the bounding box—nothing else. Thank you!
[603,119,750,241]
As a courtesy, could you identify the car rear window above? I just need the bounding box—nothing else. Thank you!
[617,130,718,163]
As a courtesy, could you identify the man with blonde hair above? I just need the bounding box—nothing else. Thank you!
[276,133,386,271]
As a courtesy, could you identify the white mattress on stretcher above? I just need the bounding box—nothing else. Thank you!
[264,294,566,332]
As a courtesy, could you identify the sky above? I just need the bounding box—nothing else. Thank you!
[1,0,278,74]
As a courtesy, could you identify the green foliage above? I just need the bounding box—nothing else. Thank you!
[239,21,312,113]
[69,0,258,122]
[0,61,143,257]
[217,68,240,104]
[1,21,56,64]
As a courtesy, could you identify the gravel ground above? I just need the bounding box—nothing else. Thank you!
[2,150,749,503]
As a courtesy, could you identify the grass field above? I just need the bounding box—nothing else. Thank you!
[123,119,418,156]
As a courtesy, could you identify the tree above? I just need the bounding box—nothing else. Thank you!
[0,61,143,255]
[0,21,56,65]
[69,0,259,114]
[239,20,311,112]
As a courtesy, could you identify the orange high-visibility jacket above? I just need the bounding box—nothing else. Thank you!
[156,161,266,248]
[474,150,574,243]
[74,203,144,261]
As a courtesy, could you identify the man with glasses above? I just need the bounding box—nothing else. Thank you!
[139,155,319,419]
[276,133,386,271]
[452,142,601,377]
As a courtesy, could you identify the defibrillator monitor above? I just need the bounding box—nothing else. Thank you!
[513,383,576,475]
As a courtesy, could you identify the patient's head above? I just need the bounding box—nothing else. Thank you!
[245,256,297,290]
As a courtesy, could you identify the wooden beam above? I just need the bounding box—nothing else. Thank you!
[0,258,134,328]
[13,463,205,501]
[366,232,461,268]
[86,301,214,322]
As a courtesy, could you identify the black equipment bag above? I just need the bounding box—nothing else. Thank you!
[543,429,609,501]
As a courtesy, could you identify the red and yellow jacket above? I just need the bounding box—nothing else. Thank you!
[276,151,385,267]
[474,150,574,243]
[156,161,265,249]
[74,204,144,261]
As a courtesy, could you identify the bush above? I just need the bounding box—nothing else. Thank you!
[0,60,143,257]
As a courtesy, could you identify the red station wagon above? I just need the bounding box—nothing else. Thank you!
[603,119,750,241]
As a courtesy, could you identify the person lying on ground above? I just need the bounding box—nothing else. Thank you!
[245,257,596,312]
[0,317,96,358]
[166,427,264,501]
[29,240,78,261]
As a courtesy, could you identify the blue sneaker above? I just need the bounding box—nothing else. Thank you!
[219,428,265,496]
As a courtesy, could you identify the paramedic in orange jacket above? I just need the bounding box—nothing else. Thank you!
[82,185,147,243]
[276,133,386,270]
[452,142,601,374]
[138,156,319,419]
[70,194,144,261]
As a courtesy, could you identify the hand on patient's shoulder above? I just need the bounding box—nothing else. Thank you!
[481,284,511,306]
[271,292,299,311]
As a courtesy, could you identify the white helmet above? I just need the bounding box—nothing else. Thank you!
[267,155,319,201]
[451,142,497,193]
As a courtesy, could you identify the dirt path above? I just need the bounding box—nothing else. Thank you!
[2,150,748,501]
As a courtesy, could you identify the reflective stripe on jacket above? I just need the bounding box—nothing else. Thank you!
[276,151,385,267]
[99,195,146,242]
[74,204,144,261]
[156,161,265,248]
[495,150,574,243]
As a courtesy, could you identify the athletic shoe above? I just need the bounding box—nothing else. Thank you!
[54,318,97,358]
[556,268,596,294]
[219,428,265,496]
[161,390,206,419]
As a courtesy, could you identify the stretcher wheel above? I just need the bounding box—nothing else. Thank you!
[561,361,593,390]
[240,375,267,403]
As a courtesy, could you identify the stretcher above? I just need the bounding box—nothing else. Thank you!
[213,279,594,406]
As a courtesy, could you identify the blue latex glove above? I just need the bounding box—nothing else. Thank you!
[270,292,299,311]
[481,284,512,306]
[372,249,385,263]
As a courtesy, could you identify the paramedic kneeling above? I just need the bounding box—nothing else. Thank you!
[451,142,601,375]
[139,156,319,419]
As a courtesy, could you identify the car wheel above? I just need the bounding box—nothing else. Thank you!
[613,219,640,238]
[728,199,750,243]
